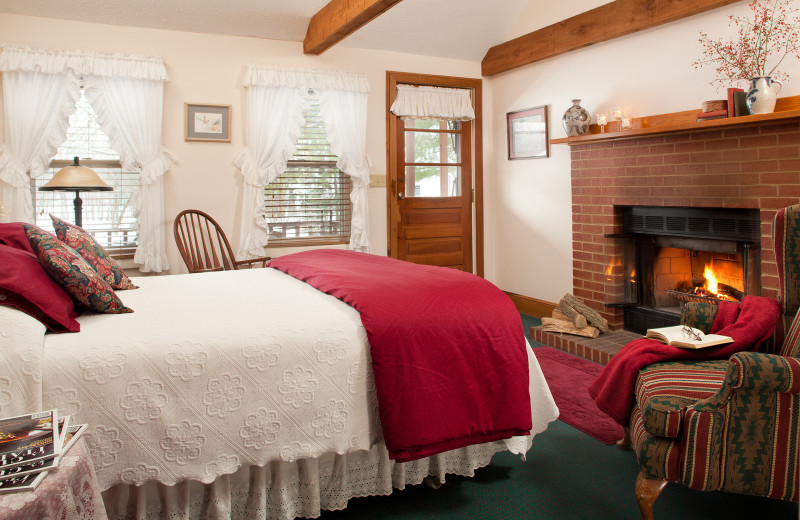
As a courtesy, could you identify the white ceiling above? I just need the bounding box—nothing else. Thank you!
[0,0,531,61]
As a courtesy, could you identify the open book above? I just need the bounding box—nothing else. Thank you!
[645,325,734,349]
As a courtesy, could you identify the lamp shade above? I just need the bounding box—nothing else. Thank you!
[39,157,112,192]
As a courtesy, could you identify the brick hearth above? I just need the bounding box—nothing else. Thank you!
[530,326,639,365]
[571,121,800,331]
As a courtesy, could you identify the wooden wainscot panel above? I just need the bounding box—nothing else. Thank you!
[403,223,464,240]
[403,250,464,267]
[406,237,462,255]
[405,208,462,225]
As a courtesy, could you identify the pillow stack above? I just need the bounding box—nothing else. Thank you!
[0,216,136,334]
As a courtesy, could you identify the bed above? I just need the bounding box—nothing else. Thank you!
[1,257,558,519]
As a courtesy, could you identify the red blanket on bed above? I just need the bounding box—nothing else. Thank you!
[268,250,532,462]
[588,295,780,426]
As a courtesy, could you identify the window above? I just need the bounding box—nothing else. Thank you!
[403,119,462,197]
[264,98,351,245]
[31,91,139,257]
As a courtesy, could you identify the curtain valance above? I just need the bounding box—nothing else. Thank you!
[390,84,474,121]
[242,65,369,93]
[0,45,168,81]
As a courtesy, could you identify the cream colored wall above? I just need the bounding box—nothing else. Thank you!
[486,0,800,304]
[0,13,483,274]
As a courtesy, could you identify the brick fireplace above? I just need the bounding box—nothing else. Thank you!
[570,120,800,331]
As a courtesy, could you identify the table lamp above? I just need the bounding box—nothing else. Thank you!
[39,157,112,227]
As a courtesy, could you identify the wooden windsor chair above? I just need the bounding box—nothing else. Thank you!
[173,209,270,273]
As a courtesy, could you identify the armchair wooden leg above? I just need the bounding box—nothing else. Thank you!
[617,426,631,449]
[635,472,667,520]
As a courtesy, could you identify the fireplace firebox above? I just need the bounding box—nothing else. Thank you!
[606,206,761,335]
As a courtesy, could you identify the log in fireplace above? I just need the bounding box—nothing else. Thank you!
[606,206,761,335]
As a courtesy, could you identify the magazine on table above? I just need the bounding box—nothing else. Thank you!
[0,410,60,470]
[0,411,89,493]
[0,417,78,482]
[645,325,733,349]
[58,424,87,458]
[0,469,49,494]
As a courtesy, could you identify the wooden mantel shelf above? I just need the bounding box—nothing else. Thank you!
[551,94,800,145]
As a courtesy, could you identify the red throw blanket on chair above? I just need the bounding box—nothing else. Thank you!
[588,295,780,426]
[268,250,532,462]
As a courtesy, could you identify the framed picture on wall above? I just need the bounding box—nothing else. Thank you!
[185,103,231,142]
[507,105,549,159]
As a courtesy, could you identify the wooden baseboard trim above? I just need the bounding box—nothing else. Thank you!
[505,292,557,319]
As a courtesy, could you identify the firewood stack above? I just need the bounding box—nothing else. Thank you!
[540,293,609,338]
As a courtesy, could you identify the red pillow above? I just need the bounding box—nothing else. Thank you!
[50,215,138,290]
[0,244,80,332]
[0,222,35,254]
[24,225,133,315]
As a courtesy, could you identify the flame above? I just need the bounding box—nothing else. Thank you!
[606,258,621,277]
[704,264,718,294]
[678,262,740,303]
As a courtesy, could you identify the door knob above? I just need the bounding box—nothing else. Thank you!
[398,192,405,200]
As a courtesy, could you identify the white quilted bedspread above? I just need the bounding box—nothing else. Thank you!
[0,268,557,494]
[40,269,376,490]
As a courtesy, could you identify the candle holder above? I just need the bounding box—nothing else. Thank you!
[614,106,633,130]
[596,113,608,133]
[613,106,624,129]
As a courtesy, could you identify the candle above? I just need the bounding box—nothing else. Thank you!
[597,115,608,125]
[614,107,623,119]
[621,116,632,129]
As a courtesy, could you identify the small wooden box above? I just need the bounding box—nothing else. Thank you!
[702,99,728,112]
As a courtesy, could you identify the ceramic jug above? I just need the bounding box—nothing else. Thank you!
[746,77,782,114]
[562,99,590,137]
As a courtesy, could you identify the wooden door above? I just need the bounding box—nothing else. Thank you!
[391,117,472,271]
[386,72,482,274]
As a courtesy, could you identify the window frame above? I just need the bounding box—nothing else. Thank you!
[33,91,139,259]
[263,100,352,247]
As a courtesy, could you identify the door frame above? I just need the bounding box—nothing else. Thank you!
[385,71,484,276]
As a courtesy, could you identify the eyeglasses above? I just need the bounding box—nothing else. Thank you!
[682,325,702,342]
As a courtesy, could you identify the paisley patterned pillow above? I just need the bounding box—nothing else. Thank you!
[50,214,137,290]
[24,224,133,314]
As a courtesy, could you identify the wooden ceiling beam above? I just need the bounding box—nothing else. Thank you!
[481,0,743,76]
[304,0,404,55]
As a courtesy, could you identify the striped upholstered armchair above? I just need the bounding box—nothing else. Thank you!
[628,204,800,520]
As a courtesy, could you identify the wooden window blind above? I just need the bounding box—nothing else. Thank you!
[264,100,352,245]
[32,91,138,257]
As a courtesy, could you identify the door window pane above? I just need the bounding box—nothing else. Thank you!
[404,166,460,197]
[405,131,460,164]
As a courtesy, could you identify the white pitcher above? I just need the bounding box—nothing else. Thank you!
[746,76,782,114]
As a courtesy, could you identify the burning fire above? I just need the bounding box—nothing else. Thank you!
[605,259,636,284]
[693,263,739,302]
[703,264,718,294]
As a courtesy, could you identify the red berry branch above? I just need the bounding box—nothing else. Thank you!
[693,0,800,87]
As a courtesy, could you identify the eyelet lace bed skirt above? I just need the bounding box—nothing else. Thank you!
[102,438,518,520]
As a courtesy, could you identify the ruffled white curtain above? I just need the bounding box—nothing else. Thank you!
[233,84,309,258]
[0,45,173,272]
[318,88,371,252]
[236,65,371,257]
[0,69,79,222]
[84,76,176,272]
[390,84,475,121]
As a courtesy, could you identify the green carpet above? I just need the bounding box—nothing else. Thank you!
[318,315,798,519]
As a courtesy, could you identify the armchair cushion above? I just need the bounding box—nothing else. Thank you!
[635,359,728,438]
[680,301,719,333]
